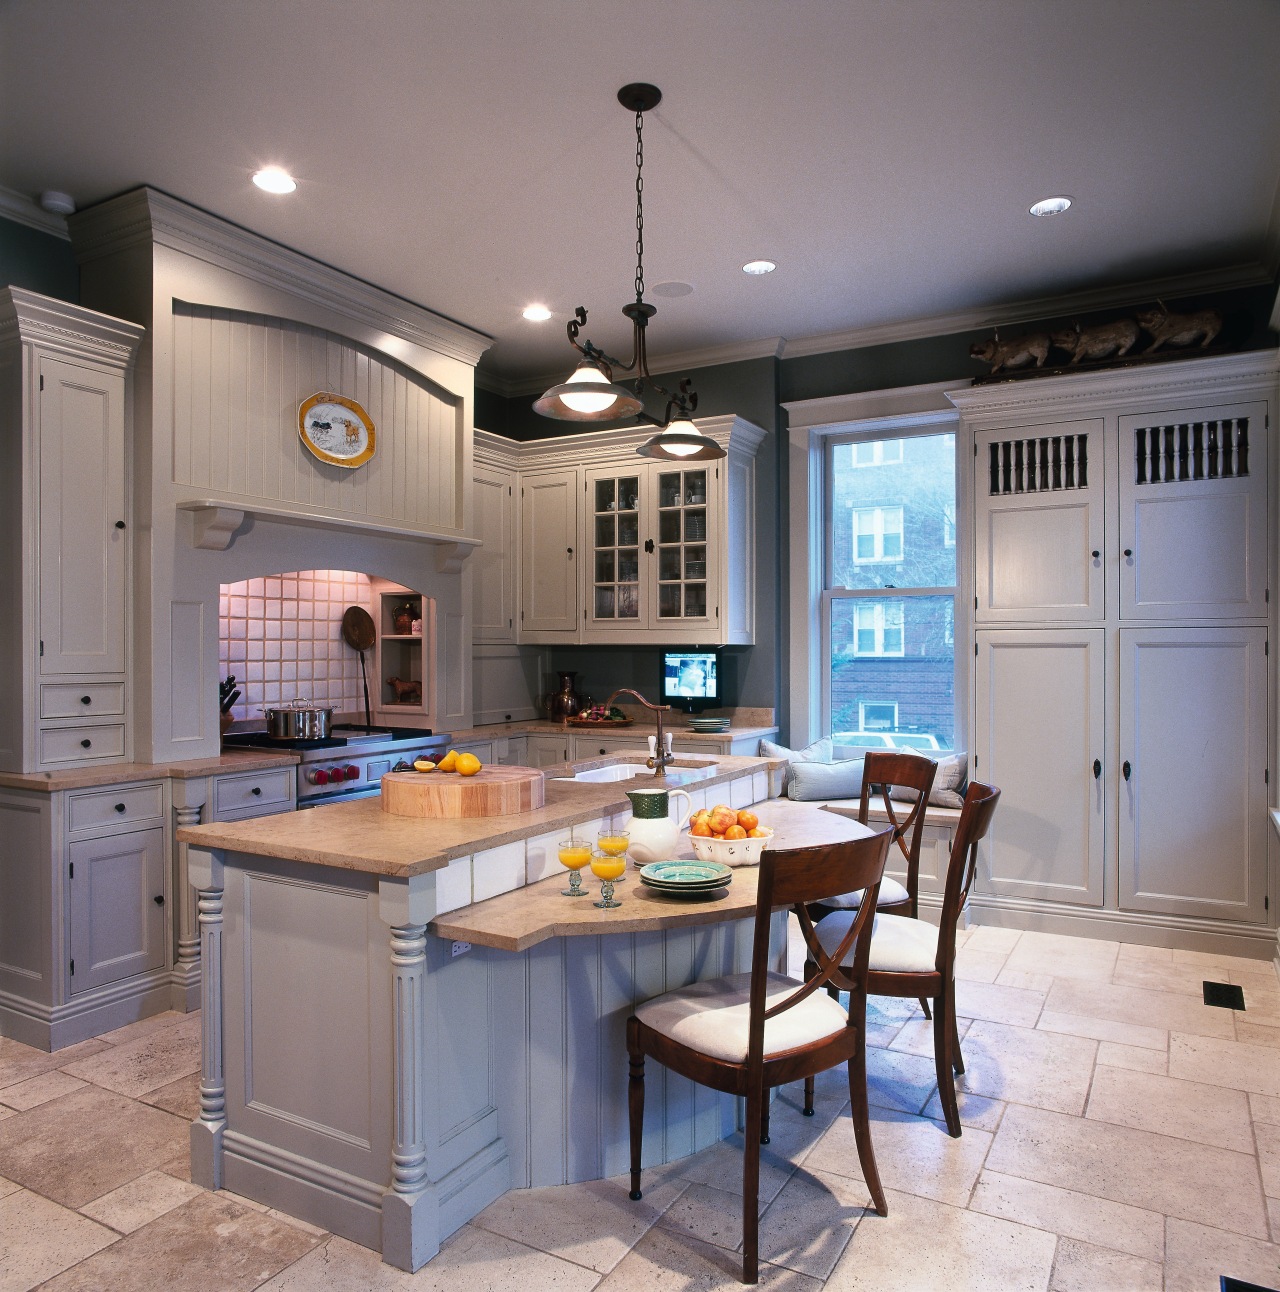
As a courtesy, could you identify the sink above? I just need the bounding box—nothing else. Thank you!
[552,764,651,783]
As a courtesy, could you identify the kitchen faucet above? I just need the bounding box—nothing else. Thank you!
[604,688,675,776]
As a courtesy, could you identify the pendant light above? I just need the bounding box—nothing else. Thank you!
[533,84,725,462]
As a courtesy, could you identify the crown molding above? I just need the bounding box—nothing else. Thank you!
[0,186,70,239]
[783,379,965,432]
[0,286,144,367]
[781,261,1276,361]
[68,187,494,367]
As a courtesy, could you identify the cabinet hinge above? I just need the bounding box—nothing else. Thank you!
[975,642,978,656]
[975,596,979,610]
[39,374,44,391]
[1266,895,1270,911]
[39,640,43,657]
[69,959,74,976]
[1266,768,1270,785]
[973,755,977,768]
[584,609,587,621]
[69,861,74,879]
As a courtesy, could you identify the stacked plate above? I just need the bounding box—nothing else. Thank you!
[688,716,731,734]
[639,860,733,900]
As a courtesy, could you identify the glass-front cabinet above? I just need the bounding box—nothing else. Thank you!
[655,468,709,623]
[589,472,644,626]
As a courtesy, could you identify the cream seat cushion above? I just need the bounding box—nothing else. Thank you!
[815,911,938,975]
[822,877,910,910]
[633,972,850,1064]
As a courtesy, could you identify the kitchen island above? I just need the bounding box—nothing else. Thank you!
[176,755,869,1271]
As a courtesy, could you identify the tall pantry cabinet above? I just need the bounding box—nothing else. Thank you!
[953,351,1276,950]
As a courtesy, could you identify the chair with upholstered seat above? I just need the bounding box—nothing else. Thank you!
[803,782,1000,1137]
[626,827,894,1284]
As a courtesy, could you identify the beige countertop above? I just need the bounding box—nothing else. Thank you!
[177,754,778,878]
[430,800,874,951]
[447,710,777,748]
[0,747,299,793]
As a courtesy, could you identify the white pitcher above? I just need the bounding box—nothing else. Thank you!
[624,786,692,863]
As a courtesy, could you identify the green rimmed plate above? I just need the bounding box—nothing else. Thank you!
[639,860,732,886]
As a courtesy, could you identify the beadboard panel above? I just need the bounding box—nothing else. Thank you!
[171,303,463,531]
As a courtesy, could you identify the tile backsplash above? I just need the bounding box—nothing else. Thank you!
[219,570,375,721]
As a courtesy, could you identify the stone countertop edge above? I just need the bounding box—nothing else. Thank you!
[0,747,300,793]
[177,754,787,879]
[447,715,779,743]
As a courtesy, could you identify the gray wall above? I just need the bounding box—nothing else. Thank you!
[0,217,78,302]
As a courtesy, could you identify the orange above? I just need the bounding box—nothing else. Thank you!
[690,819,713,837]
[736,809,759,832]
[724,824,748,840]
[747,827,768,838]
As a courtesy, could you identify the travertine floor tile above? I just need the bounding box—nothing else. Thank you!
[864,1046,938,1115]
[658,1181,753,1255]
[1085,1064,1254,1152]
[823,1187,1055,1292]
[986,1104,1269,1239]
[756,1168,870,1279]
[141,1071,201,1121]
[1111,959,1206,996]
[969,1169,1164,1261]
[1163,1216,1280,1292]
[1095,1040,1167,1074]
[805,1108,991,1208]
[0,1036,110,1092]
[962,926,1023,955]
[955,1020,1096,1115]
[1256,1121,1280,1198]
[60,1014,201,1098]
[78,1168,202,1234]
[952,947,1007,983]
[597,1222,822,1288]
[1116,943,1174,966]
[0,1085,188,1208]
[887,1015,972,1058]
[1045,978,1235,1039]
[953,980,1046,1028]
[1169,1032,1280,1097]
[1035,1008,1167,1050]
[1002,930,1118,983]
[1253,1093,1280,1125]
[0,1069,86,1111]
[0,1188,116,1292]
[96,1010,191,1047]
[0,1174,18,1199]
[1048,1236,1161,1291]
[993,969,1055,993]
[1269,1196,1280,1245]
[473,1174,686,1274]
[38,1191,319,1291]
[667,1133,794,1207]
[1236,1017,1280,1049]
[920,1089,1005,1132]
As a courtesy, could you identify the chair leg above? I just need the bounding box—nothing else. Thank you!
[802,1074,815,1116]
[742,1083,763,1284]
[919,996,932,1019]
[848,1038,888,1216]
[628,1050,645,1200]
[933,991,961,1138]
[761,1099,770,1144]
[950,996,965,1076]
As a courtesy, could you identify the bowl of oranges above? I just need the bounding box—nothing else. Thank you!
[687,805,773,867]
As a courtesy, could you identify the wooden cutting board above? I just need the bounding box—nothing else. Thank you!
[381,765,545,818]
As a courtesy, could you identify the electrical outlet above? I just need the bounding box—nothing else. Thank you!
[451,940,471,958]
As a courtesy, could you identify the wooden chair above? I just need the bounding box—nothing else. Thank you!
[803,782,1001,1138]
[626,827,894,1284]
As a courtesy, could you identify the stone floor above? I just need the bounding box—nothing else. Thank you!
[2,925,1279,1290]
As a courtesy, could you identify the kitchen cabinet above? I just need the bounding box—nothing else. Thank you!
[571,732,647,761]
[524,733,572,767]
[953,351,1275,948]
[372,581,435,728]
[473,458,517,644]
[0,777,172,1049]
[514,416,765,646]
[0,289,144,772]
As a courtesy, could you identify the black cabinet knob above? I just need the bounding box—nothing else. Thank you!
[81,738,91,749]
[81,695,91,705]
[566,547,573,556]
[1123,548,1133,558]
[1091,550,1100,559]
[1123,760,1132,781]
[251,786,262,796]
[154,894,165,906]
[115,803,126,813]
[114,520,126,530]
[1092,759,1101,779]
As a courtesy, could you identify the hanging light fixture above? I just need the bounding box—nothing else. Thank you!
[533,83,725,462]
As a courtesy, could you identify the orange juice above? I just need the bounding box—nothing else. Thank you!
[557,843,592,870]
[597,834,629,856]
[590,854,626,882]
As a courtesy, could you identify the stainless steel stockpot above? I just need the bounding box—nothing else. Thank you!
[260,701,333,740]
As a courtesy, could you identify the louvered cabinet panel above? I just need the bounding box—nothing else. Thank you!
[1118,402,1268,620]
[974,421,1106,623]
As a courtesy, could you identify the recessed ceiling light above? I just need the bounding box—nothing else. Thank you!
[522,305,553,322]
[252,167,297,195]
[1029,196,1072,217]
[742,260,776,275]
[652,280,694,298]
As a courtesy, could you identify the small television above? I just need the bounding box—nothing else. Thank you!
[660,649,719,713]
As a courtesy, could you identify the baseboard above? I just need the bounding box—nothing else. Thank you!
[0,971,175,1050]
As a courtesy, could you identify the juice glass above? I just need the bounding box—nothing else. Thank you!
[597,830,629,883]
[591,851,626,908]
[557,838,593,897]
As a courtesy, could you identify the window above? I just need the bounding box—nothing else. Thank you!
[853,601,904,656]
[826,430,957,752]
[852,439,903,467]
[853,506,903,563]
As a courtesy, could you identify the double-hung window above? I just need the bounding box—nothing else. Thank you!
[825,429,957,753]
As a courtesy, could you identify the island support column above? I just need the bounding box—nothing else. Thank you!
[188,845,225,1190]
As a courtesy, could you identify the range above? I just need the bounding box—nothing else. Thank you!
[224,724,452,806]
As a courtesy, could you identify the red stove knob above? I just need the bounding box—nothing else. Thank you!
[307,768,330,785]
[343,765,360,781]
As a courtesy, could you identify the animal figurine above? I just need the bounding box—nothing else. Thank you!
[385,676,421,705]
[969,331,1051,373]
[1136,304,1223,354]
[1050,318,1140,365]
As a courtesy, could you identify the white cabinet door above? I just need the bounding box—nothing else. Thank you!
[584,467,647,635]
[1118,626,1268,923]
[473,466,516,643]
[519,469,579,638]
[974,421,1106,624]
[974,629,1106,905]
[68,824,166,993]
[38,355,127,675]
[571,733,647,761]
[1118,403,1268,621]
[525,734,572,767]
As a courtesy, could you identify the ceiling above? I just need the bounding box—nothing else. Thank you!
[2,0,1278,393]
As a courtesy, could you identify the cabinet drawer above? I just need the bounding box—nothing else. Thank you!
[68,782,164,833]
[40,682,125,719]
[214,768,294,817]
[40,723,126,766]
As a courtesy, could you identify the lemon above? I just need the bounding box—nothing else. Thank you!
[456,752,482,777]
[412,758,436,773]
[436,750,459,772]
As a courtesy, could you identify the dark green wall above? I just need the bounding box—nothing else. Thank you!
[0,217,78,302]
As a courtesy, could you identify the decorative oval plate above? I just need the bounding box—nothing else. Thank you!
[639,860,732,886]
[299,392,376,468]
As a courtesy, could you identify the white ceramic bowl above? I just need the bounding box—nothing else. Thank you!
[687,826,773,867]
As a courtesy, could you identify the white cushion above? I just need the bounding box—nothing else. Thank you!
[822,876,909,910]
[759,736,834,794]
[887,747,968,809]
[815,911,938,975]
[633,971,850,1063]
